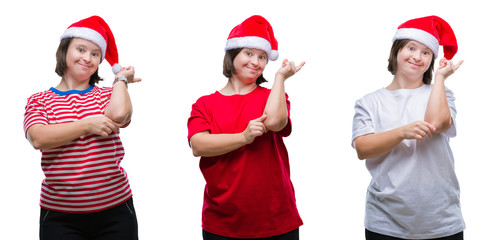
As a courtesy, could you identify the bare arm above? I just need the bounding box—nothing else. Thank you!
[105,66,141,126]
[263,59,304,132]
[354,121,436,160]
[190,132,247,157]
[190,115,267,157]
[26,116,120,150]
[424,58,462,133]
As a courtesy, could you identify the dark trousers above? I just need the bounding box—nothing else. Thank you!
[366,229,463,240]
[203,228,299,240]
[40,198,138,240]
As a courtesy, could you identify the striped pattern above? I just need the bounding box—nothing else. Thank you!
[24,86,132,213]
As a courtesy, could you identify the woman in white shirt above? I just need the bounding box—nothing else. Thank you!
[352,16,465,240]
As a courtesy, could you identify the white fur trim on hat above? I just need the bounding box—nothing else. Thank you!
[393,28,440,58]
[225,36,278,61]
[61,27,108,61]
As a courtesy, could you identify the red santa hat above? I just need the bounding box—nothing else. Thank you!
[60,16,122,74]
[225,15,279,61]
[392,15,458,60]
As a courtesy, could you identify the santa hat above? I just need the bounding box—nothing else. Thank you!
[60,16,122,74]
[225,15,279,61]
[392,15,458,60]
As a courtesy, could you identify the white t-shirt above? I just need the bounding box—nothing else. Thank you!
[352,84,465,239]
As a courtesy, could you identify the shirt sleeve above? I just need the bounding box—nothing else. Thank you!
[23,94,48,138]
[351,98,375,148]
[187,97,211,141]
[445,87,457,138]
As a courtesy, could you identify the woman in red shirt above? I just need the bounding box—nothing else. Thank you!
[187,15,305,240]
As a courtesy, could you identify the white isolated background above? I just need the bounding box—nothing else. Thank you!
[1,0,487,239]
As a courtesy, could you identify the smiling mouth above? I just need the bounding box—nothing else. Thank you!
[408,62,421,67]
[78,62,92,68]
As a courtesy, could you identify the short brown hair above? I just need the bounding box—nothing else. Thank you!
[55,38,103,85]
[222,48,267,85]
[387,39,435,84]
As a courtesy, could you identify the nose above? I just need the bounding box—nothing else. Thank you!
[81,52,92,63]
[412,50,422,61]
[250,55,259,65]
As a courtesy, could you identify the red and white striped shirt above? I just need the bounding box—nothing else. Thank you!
[24,85,132,213]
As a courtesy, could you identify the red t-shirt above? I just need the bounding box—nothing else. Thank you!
[187,86,303,238]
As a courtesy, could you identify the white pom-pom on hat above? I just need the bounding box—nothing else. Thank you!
[112,63,122,75]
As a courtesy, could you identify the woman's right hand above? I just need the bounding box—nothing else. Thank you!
[27,115,120,150]
[399,120,436,140]
[242,114,268,144]
[355,120,436,160]
[190,114,268,157]
[82,116,120,137]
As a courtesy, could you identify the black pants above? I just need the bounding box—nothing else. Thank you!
[366,229,463,240]
[40,198,138,240]
[203,228,299,240]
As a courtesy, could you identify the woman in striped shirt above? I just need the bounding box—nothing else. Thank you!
[24,16,141,240]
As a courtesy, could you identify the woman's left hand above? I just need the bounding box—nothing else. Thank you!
[276,59,305,81]
[435,58,463,80]
[116,66,142,84]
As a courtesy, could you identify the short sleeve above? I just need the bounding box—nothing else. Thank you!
[351,98,375,148]
[187,97,211,141]
[23,95,48,137]
[99,86,113,111]
[445,87,457,138]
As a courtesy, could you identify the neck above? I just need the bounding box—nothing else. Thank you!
[56,75,91,91]
[220,77,257,95]
[386,74,424,90]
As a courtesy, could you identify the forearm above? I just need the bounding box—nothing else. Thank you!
[105,81,133,125]
[424,80,451,133]
[190,132,247,157]
[263,75,288,132]
[27,121,88,150]
[354,128,404,160]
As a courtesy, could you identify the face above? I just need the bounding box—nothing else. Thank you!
[65,38,102,81]
[396,40,433,80]
[232,48,268,83]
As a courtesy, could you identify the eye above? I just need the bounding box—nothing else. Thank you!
[423,51,430,55]
[259,55,267,60]
[77,47,85,53]
[92,52,100,57]
[408,46,415,51]
[245,51,252,56]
